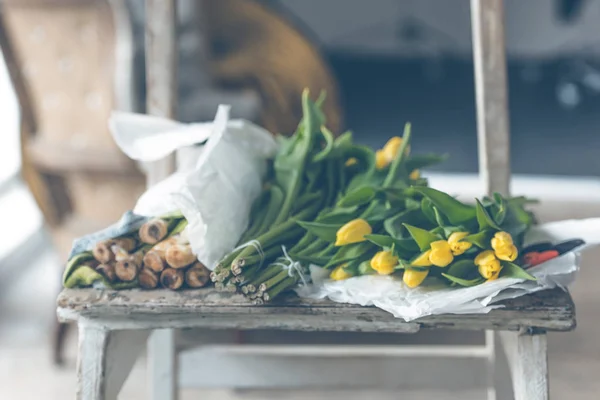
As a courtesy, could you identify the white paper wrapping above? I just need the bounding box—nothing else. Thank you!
[297,218,600,321]
[109,107,278,269]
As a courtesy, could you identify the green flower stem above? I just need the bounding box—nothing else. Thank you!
[232,203,320,267]
[247,264,284,288]
[289,232,317,254]
[295,238,328,257]
[382,123,411,188]
[263,276,298,301]
[258,269,290,292]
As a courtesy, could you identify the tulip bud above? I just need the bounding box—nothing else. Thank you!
[478,259,502,280]
[474,250,496,266]
[375,150,388,169]
[429,240,454,267]
[370,251,398,275]
[495,244,518,261]
[403,268,429,288]
[335,219,372,246]
[491,232,518,261]
[382,136,410,162]
[448,231,472,256]
[330,264,353,281]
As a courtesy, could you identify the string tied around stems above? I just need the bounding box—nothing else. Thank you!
[279,245,308,287]
[231,239,265,267]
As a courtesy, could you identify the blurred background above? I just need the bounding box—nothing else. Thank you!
[1,0,599,399]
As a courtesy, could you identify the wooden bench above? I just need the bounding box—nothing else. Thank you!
[57,288,575,399]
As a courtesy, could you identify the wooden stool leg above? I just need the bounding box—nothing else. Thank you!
[76,323,148,400]
[501,331,549,400]
[148,329,178,400]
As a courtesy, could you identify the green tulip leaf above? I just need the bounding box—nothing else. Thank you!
[325,241,375,268]
[412,187,476,225]
[476,199,501,231]
[403,224,442,251]
[501,262,536,281]
[462,230,493,249]
[312,125,335,162]
[358,260,377,275]
[421,197,438,224]
[316,206,360,225]
[441,273,484,287]
[384,208,430,238]
[405,264,430,272]
[492,193,507,225]
[446,259,476,279]
[297,221,341,242]
[337,186,376,208]
[433,206,448,227]
[365,234,419,258]
[405,153,448,172]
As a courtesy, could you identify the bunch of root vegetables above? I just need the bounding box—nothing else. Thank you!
[63,215,211,290]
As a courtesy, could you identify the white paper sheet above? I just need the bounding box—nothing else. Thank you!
[296,218,600,321]
[109,108,278,269]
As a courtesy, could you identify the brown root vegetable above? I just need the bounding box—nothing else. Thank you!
[115,259,140,282]
[139,268,159,289]
[160,268,184,290]
[185,262,211,288]
[152,237,178,259]
[143,250,166,273]
[112,245,130,262]
[165,244,196,269]
[96,263,116,282]
[139,219,168,244]
[93,240,114,263]
[112,237,136,252]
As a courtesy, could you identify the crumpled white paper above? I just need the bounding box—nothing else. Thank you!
[109,107,278,269]
[297,218,600,321]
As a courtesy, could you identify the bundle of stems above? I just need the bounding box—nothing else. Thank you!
[211,90,355,302]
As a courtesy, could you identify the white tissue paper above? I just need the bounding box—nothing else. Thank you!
[297,218,600,321]
[109,107,278,269]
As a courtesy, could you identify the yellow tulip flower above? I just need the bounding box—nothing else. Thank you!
[335,219,372,246]
[375,136,410,169]
[330,264,353,281]
[475,250,503,281]
[491,231,518,261]
[429,240,454,267]
[447,231,473,256]
[370,250,398,275]
[403,268,429,288]
[477,259,502,280]
[375,150,388,169]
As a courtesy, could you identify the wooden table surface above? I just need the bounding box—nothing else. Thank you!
[57,287,576,334]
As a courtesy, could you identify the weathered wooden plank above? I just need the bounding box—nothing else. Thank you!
[144,0,177,186]
[76,326,148,400]
[471,0,511,196]
[501,331,549,400]
[57,288,575,332]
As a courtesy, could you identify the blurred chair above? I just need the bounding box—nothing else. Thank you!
[0,0,144,365]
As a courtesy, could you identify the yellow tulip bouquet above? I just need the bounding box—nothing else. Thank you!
[212,90,537,303]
